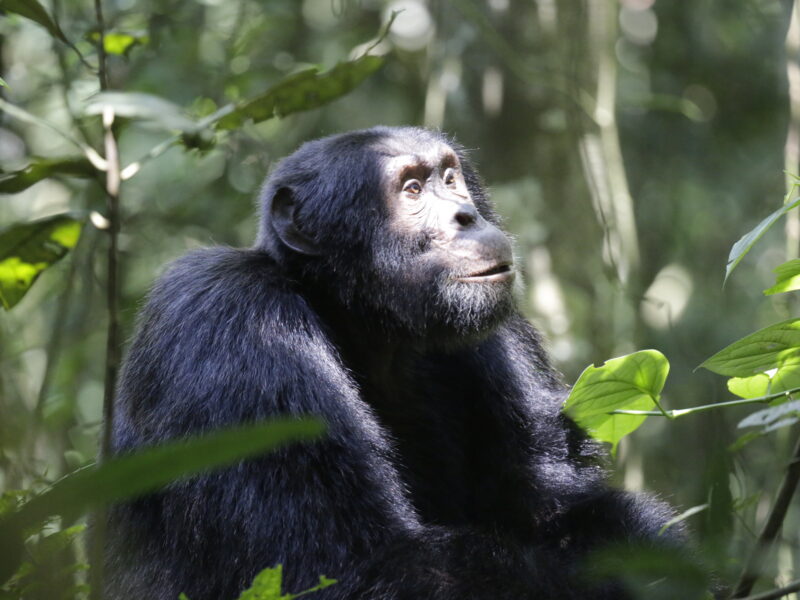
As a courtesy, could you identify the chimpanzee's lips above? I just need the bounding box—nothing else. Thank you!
[456,262,515,283]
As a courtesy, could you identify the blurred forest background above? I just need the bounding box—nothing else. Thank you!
[2,0,800,597]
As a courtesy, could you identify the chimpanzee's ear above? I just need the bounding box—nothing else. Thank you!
[270,187,321,256]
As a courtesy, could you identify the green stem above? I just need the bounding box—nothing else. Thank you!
[611,387,800,418]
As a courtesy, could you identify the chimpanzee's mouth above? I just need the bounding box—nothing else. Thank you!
[456,263,514,283]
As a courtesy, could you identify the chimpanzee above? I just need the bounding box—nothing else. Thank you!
[105,126,684,600]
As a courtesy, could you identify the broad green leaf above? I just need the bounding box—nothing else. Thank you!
[0,77,6,87]
[0,417,325,583]
[738,399,800,430]
[84,91,198,133]
[104,32,147,55]
[0,157,94,193]
[700,319,800,377]
[764,258,800,295]
[0,215,81,309]
[87,31,149,56]
[0,0,70,45]
[729,400,800,452]
[727,365,800,399]
[563,350,669,453]
[237,565,282,600]
[726,373,770,399]
[214,55,384,130]
[724,197,800,284]
[183,564,336,600]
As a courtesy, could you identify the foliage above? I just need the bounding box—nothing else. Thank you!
[0,215,82,309]
[564,178,800,596]
[563,350,669,453]
[0,0,385,597]
[3,0,800,598]
[180,565,337,600]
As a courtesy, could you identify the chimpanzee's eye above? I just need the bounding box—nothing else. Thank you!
[403,180,423,196]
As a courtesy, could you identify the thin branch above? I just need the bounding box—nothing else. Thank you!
[100,106,121,460]
[731,434,800,597]
[33,233,83,420]
[611,387,800,419]
[738,578,800,600]
[0,97,106,170]
[90,2,119,598]
[93,0,109,91]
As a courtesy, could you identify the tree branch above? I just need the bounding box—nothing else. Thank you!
[611,387,800,418]
[731,433,800,597]
[737,577,800,600]
[90,2,120,598]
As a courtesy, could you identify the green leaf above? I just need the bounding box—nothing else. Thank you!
[0,77,7,88]
[0,156,95,193]
[83,92,199,133]
[728,431,763,452]
[738,399,800,431]
[563,350,669,453]
[724,197,800,284]
[289,575,337,599]
[0,0,70,45]
[104,32,146,55]
[727,364,800,399]
[586,543,710,600]
[699,319,800,377]
[237,565,283,600]
[729,400,800,452]
[0,417,325,584]
[214,55,384,130]
[87,31,149,56]
[0,215,82,310]
[233,564,337,600]
[764,258,800,295]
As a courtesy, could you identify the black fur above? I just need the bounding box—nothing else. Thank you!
[105,127,684,600]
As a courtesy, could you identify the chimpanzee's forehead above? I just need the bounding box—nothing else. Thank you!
[372,134,458,172]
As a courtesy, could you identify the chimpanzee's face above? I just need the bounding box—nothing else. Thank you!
[363,132,516,343]
[263,127,517,345]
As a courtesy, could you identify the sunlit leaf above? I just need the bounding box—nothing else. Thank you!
[0,417,325,583]
[0,0,70,45]
[180,563,336,600]
[0,215,82,310]
[0,156,95,193]
[0,77,7,88]
[724,197,800,284]
[214,55,384,130]
[700,319,800,377]
[84,91,198,133]
[563,350,669,453]
[764,258,800,295]
[104,32,145,55]
[237,565,283,600]
[87,31,149,56]
[727,365,800,399]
